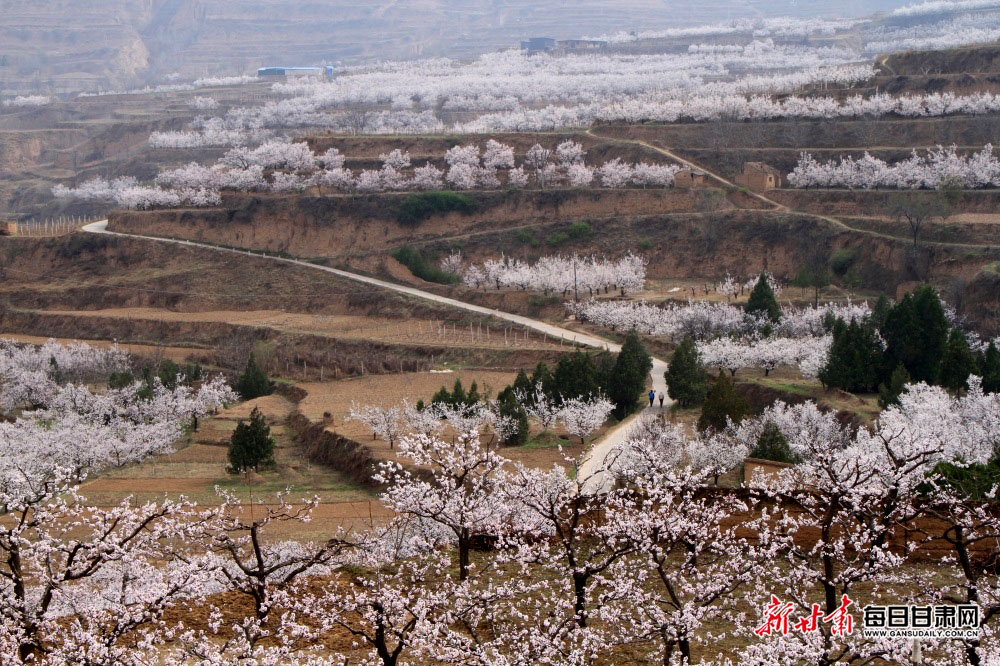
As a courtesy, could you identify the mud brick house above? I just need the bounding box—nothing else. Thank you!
[734,162,783,190]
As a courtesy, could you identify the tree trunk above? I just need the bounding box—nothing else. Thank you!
[679,637,692,663]
[459,529,470,581]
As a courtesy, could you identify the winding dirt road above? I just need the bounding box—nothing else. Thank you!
[82,220,669,491]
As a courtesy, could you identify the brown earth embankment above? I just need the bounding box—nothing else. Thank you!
[593,115,1000,151]
[290,411,385,488]
[107,188,718,259]
[770,188,1000,220]
[0,309,559,377]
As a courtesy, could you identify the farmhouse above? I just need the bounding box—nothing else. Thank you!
[674,168,707,188]
[734,162,783,190]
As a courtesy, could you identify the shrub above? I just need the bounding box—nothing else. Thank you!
[697,372,749,433]
[545,231,570,247]
[567,221,591,238]
[638,238,653,250]
[158,360,181,390]
[108,371,135,390]
[749,422,801,464]
[396,191,477,226]
[829,247,858,277]
[390,245,460,285]
[227,407,275,474]
[516,230,540,247]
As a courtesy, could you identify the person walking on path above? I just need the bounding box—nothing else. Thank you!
[658,391,664,408]
[648,390,656,407]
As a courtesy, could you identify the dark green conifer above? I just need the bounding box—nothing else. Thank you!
[697,371,749,433]
[666,335,708,407]
[745,273,782,323]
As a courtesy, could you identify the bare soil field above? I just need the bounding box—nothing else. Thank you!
[27,307,566,353]
[79,392,384,537]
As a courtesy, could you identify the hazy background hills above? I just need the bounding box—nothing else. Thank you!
[0,0,908,93]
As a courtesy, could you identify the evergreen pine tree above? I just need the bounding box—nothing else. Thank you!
[878,364,910,409]
[881,288,949,386]
[184,363,203,383]
[666,335,708,407]
[512,369,533,402]
[431,386,451,405]
[227,407,275,474]
[745,273,782,323]
[818,318,882,392]
[495,386,529,446]
[137,367,154,401]
[108,370,135,390]
[236,354,271,400]
[608,330,653,419]
[912,285,950,384]
[881,293,921,383]
[982,342,1000,394]
[870,293,892,332]
[596,351,617,398]
[939,328,976,392]
[697,371,749,433]
[466,381,481,406]
[553,351,601,401]
[450,379,467,407]
[749,421,800,464]
[531,362,554,399]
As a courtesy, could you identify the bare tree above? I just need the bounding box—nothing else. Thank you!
[886,192,951,246]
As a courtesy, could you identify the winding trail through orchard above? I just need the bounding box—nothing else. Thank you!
[82,220,668,493]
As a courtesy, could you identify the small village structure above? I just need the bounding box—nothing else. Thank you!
[734,162,783,190]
